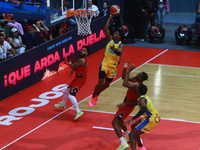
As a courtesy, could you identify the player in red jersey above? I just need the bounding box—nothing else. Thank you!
[54,46,89,120]
[112,60,148,150]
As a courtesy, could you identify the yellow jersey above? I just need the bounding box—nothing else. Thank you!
[139,94,159,118]
[101,39,122,67]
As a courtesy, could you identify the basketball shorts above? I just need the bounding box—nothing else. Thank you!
[136,114,160,133]
[68,77,86,96]
[115,105,135,121]
[100,65,117,79]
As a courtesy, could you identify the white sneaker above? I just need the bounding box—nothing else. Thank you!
[74,111,84,120]
[54,102,66,109]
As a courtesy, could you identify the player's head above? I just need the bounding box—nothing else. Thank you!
[138,84,148,95]
[0,34,5,44]
[141,72,148,81]
[80,46,90,57]
[136,72,148,82]
[113,29,123,40]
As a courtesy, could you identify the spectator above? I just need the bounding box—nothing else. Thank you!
[195,1,200,22]
[0,13,8,28]
[56,21,69,36]
[146,0,158,27]
[22,25,42,50]
[0,28,9,43]
[156,0,170,28]
[99,1,109,17]
[9,28,26,54]
[63,1,77,30]
[34,20,49,32]
[4,13,24,36]
[88,0,100,19]
[0,33,16,62]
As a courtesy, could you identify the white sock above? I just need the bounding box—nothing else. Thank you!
[68,94,80,112]
[140,138,143,145]
[119,137,126,145]
[125,130,130,137]
[61,87,70,105]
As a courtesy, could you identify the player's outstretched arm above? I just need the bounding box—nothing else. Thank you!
[122,64,138,88]
[103,15,113,41]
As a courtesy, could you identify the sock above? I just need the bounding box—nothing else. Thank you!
[119,137,126,145]
[125,130,130,137]
[138,138,143,147]
[68,94,80,112]
[61,87,70,105]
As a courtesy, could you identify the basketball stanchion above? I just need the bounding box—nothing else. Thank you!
[67,9,95,36]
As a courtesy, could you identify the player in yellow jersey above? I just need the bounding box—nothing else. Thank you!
[89,14,124,107]
[124,64,160,150]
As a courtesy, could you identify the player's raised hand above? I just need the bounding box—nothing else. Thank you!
[124,60,130,69]
[128,64,135,72]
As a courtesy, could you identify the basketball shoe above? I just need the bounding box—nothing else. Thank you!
[54,102,66,109]
[117,142,129,150]
[74,111,84,120]
[137,146,146,150]
[88,95,98,107]
[93,95,99,105]
[124,136,129,143]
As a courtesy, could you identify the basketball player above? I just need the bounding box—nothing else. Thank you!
[89,14,124,107]
[124,66,160,150]
[54,46,89,120]
[112,60,148,150]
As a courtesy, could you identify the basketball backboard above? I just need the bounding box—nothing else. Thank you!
[45,0,88,27]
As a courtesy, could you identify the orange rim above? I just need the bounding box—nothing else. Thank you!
[67,9,95,18]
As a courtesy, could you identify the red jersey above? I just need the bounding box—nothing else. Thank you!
[125,78,142,102]
[75,57,88,78]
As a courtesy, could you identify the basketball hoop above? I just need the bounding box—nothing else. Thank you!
[67,9,95,36]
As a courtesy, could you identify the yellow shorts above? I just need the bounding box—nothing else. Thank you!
[100,65,117,79]
[136,114,160,133]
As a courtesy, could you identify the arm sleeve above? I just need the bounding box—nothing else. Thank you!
[114,50,122,56]
[132,106,147,120]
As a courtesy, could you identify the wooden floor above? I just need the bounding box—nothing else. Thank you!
[80,63,200,122]
[1,46,200,150]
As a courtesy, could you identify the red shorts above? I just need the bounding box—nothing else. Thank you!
[115,105,135,121]
[68,77,86,96]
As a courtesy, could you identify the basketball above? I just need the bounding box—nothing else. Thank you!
[110,5,120,16]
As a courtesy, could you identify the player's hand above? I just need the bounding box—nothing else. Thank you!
[124,60,130,69]
[124,118,134,125]
[128,64,135,72]
[69,70,73,77]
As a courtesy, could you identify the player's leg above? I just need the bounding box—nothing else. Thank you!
[130,119,144,148]
[68,94,83,120]
[89,71,106,107]
[129,129,144,150]
[96,77,113,95]
[92,71,106,97]
[54,86,70,108]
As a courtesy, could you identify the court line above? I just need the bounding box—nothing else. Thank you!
[74,108,200,124]
[133,70,200,78]
[149,63,200,69]
[0,49,168,150]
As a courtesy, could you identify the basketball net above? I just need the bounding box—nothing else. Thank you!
[67,9,95,36]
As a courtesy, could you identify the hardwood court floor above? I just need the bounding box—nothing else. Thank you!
[0,46,200,150]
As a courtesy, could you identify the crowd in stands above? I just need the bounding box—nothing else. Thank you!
[0,0,171,62]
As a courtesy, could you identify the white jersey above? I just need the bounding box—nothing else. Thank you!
[0,41,12,59]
